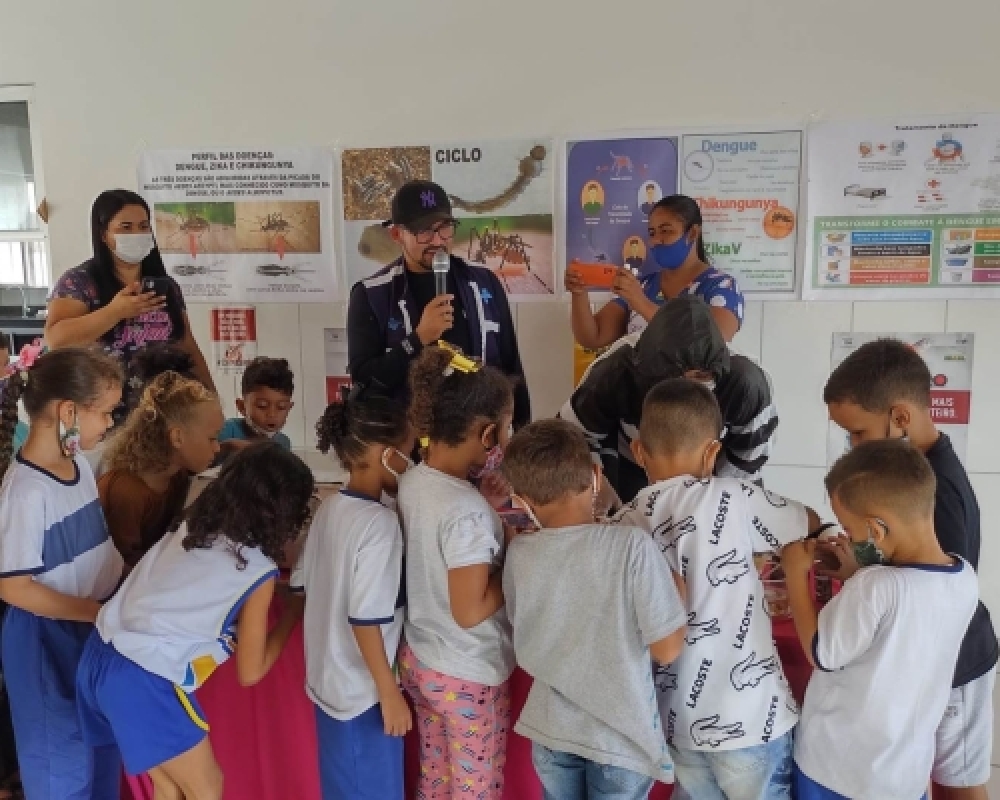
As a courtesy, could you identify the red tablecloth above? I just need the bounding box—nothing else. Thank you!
[121,610,812,800]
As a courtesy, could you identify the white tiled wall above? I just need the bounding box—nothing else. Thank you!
[191,296,1000,769]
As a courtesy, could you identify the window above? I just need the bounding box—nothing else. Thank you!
[0,86,48,288]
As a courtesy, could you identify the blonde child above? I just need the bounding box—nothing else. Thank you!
[0,347,125,800]
[76,443,314,800]
[397,344,515,800]
[786,440,978,800]
[291,387,416,799]
[99,371,224,566]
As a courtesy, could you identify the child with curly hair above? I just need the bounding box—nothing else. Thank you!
[397,344,516,800]
[99,371,224,566]
[291,386,415,798]
[76,443,315,800]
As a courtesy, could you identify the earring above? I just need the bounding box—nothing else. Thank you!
[59,412,81,458]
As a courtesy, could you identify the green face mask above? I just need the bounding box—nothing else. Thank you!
[852,539,885,567]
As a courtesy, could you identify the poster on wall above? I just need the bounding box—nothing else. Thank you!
[138,148,336,303]
[210,306,257,375]
[827,333,974,465]
[324,328,351,404]
[340,140,555,300]
[679,131,802,292]
[805,114,1000,299]
[565,137,679,280]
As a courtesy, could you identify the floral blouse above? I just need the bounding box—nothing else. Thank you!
[49,263,187,424]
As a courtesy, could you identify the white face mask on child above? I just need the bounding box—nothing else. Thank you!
[381,447,413,480]
[244,417,278,439]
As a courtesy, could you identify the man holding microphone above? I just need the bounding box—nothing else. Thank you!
[347,180,530,426]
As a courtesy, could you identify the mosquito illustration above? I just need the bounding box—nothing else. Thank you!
[258,213,290,233]
[255,264,315,278]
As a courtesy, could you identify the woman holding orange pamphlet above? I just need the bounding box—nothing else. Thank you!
[567,194,744,346]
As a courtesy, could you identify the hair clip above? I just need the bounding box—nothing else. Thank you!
[437,341,479,376]
[0,339,45,384]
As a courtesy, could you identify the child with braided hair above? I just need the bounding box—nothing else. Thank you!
[290,386,415,798]
[0,346,126,799]
[99,371,224,566]
[397,343,516,800]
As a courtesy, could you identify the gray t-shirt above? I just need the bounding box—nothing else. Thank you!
[503,523,687,783]
[398,464,514,685]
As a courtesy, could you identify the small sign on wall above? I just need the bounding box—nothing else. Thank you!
[211,306,257,375]
[827,332,975,465]
[324,328,351,404]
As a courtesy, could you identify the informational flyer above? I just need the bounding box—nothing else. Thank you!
[210,307,257,375]
[679,131,802,292]
[323,328,351,404]
[138,148,336,303]
[805,114,1000,299]
[565,137,679,279]
[827,332,974,465]
[341,139,555,299]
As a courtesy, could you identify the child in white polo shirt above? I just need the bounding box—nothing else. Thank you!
[786,440,979,800]
[291,387,416,800]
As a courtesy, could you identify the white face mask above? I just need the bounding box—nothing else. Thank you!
[113,232,155,264]
[244,417,277,439]
[381,447,413,480]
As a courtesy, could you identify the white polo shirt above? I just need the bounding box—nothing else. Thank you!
[291,490,405,721]
[795,559,978,800]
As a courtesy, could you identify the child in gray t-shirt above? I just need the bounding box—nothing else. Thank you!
[502,420,687,798]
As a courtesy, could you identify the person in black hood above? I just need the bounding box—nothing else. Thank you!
[560,295,778,502]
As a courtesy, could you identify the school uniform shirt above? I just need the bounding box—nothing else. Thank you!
[289,490,405,721]
[97,524,278,691]
[616,477,807,752]
[397,463,514,686]
[0,453,123,599]
[504,524,687,783]
[794,559,979,800]
[218,418,292,451]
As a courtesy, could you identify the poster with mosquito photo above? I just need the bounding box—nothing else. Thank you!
[138,148,337,303]
[340,139,556,300]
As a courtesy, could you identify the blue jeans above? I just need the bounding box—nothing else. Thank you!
[531,742,654,800]
[670,731,793,800]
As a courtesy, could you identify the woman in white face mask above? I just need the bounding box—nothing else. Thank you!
[45,189,214,425]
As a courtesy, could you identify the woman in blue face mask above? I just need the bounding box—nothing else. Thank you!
[568,194,744,350]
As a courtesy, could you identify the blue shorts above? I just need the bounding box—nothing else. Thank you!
[1,607,121,800]
[793,763,927,800]
[315,702,404,799]
[76,630,209,775]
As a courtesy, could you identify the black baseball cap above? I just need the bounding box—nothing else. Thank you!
[383,180,453,231]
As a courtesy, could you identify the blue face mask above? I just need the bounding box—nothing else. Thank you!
[650,233,694,271]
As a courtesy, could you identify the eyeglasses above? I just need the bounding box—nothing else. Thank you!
[410,220,458,244]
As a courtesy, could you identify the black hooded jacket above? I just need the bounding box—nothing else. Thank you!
[561,295,778,489]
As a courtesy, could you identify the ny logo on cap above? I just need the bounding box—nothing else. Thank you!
[420,190,437,209]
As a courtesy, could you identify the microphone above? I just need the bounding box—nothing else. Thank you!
[432,250,450,296]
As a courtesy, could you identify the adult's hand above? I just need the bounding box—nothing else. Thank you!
[612,268,645,307]
[415,294,454,345]
[564,268,588,296]
[108,282,165,323]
